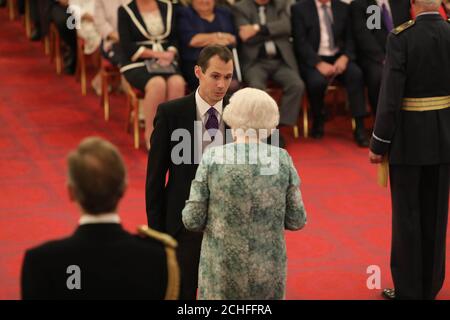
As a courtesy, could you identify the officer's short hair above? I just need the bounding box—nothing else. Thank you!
[67,137,127,214]
[196,45,233,73]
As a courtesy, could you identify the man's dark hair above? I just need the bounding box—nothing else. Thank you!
[197,45,233,72]
[67,137,127,215]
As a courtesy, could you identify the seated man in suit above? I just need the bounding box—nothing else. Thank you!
[21,137,179,300]
[233,0,305,145]
[292,0,369,147]
[351,0,411,115]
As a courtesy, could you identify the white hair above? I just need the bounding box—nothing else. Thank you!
[222,87,280,139]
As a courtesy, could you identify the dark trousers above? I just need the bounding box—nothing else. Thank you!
[175,228,203,300]
[50,4,77,57]
[244,59,305,126]
[389,164,450,299]
[361,60,383,115]
[300,55,367,122]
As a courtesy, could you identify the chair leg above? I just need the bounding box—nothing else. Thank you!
[351,118,356,132]
[8,0,16,21]
[293,126,299,139]
[126,93,132,133]
[102,73,110,121]
[302,96,309,138]
[44,36,50,56]
[53,26,62,75]
[133,98,140,149]
[24,0,32,38]
[80,54,87,96]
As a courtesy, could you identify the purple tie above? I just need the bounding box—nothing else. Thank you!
[381,3,394,32]
[205,107,219,141]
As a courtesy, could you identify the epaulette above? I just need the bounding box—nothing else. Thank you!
[138,225,180,300]
[138,225,177,248]
[392,20,415,35]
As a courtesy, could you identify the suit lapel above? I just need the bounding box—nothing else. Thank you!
[175,93,198,165]
[266,1,276,24]
[156,0,169,35]
[389,0,404,27]
[307,0,321,48]
[129,0,149,35]
[331,0,340,41]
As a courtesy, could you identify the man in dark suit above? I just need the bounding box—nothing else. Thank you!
[37,0,77,74]
[291,0,369,147]
[351,0,411,115]
[369,0,450,300]
[146,45,234,300]
[21,137,179,300]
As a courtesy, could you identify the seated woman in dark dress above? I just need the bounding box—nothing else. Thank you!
[119,0,185,149]
[177,0,238,91]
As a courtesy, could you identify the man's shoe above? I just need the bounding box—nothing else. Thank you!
[382,288,396,300]
[311,122,324,139]
[30,30,41,41]
[354,128,369,148]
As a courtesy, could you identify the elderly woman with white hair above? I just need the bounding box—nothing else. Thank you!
[182,87,307,300]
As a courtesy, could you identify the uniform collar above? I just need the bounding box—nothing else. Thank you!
[416,11,440,18]
[79,212,121,225]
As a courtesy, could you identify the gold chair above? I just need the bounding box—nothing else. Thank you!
[266,81,302,139]
[48,23,62,75]
[100,58,121,121]
[7,0,18,21]
[300,81,355,138]
[123,79,144,149]
[75,35,101,96]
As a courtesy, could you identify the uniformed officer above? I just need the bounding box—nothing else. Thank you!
[21,137,179,300]
[369,0,450,300]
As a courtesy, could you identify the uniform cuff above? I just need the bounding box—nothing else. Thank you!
[370,134,390,156]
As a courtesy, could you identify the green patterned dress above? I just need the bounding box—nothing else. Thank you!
[182,142,307,300]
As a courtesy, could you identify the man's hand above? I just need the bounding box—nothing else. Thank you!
[334,55,349,75]
[316,61,336,78]
[223,33,237,46]
[239,25,258,42]
[58,0,69,6]
[369,150,383,164]
[81,13,95,23]
[107,31,119,42]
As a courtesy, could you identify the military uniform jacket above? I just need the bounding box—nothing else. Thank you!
[370,14,450,165]
[21,224,171,300]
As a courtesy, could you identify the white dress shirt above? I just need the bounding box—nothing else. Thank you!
[315,0,339,57]
[376,0,393,21]
[79,213,121,225]
[195,89,223,126]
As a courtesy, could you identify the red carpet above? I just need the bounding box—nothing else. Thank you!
[1,8,449,300]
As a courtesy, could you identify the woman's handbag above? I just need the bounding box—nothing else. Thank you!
[144,59,178,76]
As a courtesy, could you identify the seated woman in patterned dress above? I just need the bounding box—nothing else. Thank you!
[182,88,307,300]
[119,0,186,149]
